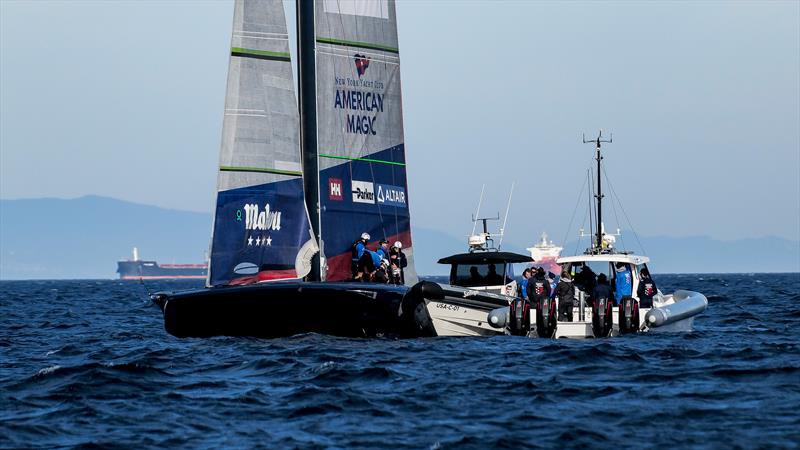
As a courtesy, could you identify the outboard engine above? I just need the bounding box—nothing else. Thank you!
[618,296,640,335]
[592,297,613,337]
[535,297,557,338]
[509,298,530,336]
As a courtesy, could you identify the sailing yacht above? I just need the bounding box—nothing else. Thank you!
[152,0,505,339]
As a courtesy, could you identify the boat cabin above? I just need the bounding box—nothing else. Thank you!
[437,251,533,296]
[556,253,652,302]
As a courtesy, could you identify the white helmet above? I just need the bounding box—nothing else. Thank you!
[361,232,370,240]
[393,241,402,249]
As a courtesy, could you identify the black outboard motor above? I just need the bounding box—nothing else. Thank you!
[509,298,531,336]
[592,296,613,337]
[618,296,640,335]
[535,297,557,338]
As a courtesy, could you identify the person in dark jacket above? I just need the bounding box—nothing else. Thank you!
[526,267,551,303]
[637,267,658,308]
[593,273,613,308]
[389,241,408,285]
[575,265,597,297]
[555,270,575,321]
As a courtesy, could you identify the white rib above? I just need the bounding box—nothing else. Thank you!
[225,113,268,117]
[315,45,400,61]
[234,34,290,42]
[233,30,288,37]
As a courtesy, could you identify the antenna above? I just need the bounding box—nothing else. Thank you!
[471,184,486,236]
[583,129,613,254]
[497,182,515,249]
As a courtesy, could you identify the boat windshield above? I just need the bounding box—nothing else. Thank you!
[452,263,509,287]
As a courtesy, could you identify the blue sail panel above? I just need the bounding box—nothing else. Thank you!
[209,178,313,286]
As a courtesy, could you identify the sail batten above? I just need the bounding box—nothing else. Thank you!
[316,37,399,54]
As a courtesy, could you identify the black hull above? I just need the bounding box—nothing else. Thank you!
[152,281,442,339]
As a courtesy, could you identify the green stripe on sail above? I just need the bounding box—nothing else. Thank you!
[316,37,399,54]
[220,166,302,176]
[319,153,405,166]
[230,47,291,61]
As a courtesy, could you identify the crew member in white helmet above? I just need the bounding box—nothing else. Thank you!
[389,241,408,285]
[351,232,370,279]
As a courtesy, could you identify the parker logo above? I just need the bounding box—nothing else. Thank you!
[352,180,375,204]
[354,54,370,77]
[329,178,343,201]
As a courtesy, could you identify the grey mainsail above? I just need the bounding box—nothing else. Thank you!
[314,0,417,283]
[208,0,316,286]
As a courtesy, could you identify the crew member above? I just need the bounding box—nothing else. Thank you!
[613,262,633,305]
[593,273,613,308]
[468,266,483,285]
[520,268,532,299]
[351,232,370,279]
[555,269,575,321]
[527,267,551,305]
[637,267,658,308]
[376,239,390,260]
[485,264,504,286]
[357,248,382,282]
[575,265,597,298]
[373,258,390,283]
[389,241,407,284]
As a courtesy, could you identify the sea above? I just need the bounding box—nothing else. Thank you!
[1,273,799,449]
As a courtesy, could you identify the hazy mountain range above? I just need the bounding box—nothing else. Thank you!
[0,196,797,279]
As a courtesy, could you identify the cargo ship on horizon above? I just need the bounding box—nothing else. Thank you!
[117,248,207,280]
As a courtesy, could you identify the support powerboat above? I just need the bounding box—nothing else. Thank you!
[487,132,707,338]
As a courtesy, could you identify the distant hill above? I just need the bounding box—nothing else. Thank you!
[0,196,210,279]
[0,196,797,279]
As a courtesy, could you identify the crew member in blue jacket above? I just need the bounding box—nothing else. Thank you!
[613,262,633,305]
[351,232,370,279]
[357,248,384,282]
[376,239,390,260]
[520,268,531,299]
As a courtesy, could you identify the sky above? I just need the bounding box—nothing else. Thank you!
[1,0,798,247]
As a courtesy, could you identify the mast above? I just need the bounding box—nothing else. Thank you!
[583,130,612,253]
[297,0,321,280]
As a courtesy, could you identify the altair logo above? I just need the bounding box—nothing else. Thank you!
[354,54,370,77]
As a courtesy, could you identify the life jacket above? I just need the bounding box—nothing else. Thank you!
[351,240,365,262]
[529,276,549,300]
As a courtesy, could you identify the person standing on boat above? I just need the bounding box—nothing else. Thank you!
[592,273,613,308]
[351,232,371,279]
[575,265,597,297]
[613,262,633,305]
[389,241,407,285]
[556,270,575,321]
[637,268,658,308]
[527,267,551,302]
[520,268,532,299]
